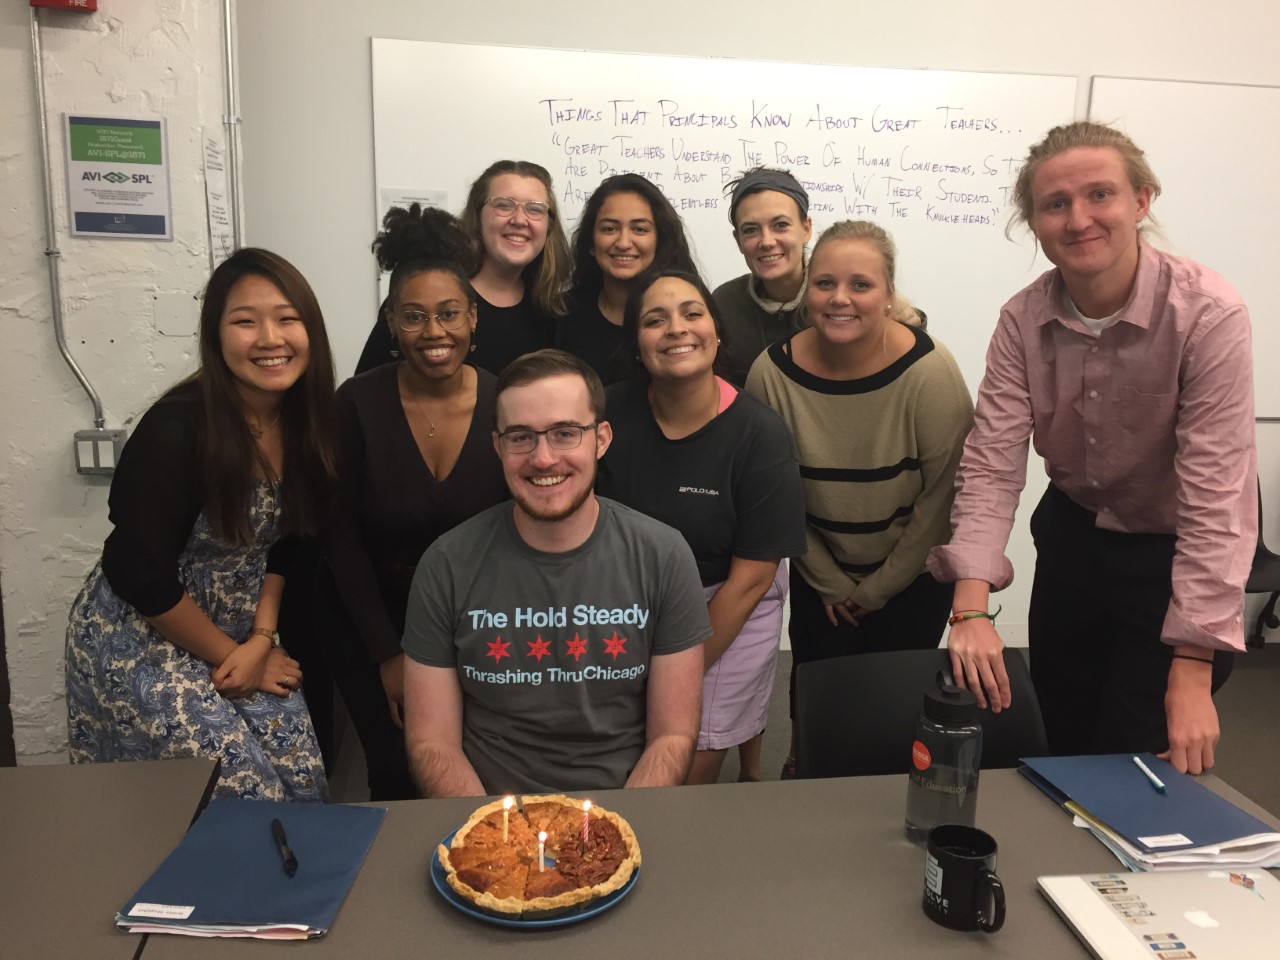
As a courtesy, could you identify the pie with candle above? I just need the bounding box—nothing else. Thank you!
[436,794,641,918]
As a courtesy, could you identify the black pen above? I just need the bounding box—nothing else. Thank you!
[271,817,299,877]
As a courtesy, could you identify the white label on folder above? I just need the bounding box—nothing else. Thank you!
[1136,833,1193,848]
[129,902,195,919]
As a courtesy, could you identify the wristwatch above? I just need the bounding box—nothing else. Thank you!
[250,626,281,647]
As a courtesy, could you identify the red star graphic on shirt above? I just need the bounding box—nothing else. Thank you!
[565,633,588,661]
[486,636,511,663]
[526,635,552,662]
[602,631,627,661]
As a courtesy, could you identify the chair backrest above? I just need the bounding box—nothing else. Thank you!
[794,648,1047,779]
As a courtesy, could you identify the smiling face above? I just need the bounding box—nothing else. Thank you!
[636,276,718,383]
[388,270,475,383]
[494,373,611,527]
[733,190,812,293]
[1029,145,1151,294]
[480,172,551,273]
[593,191,657,283]
[805,238,893,349]
[219,274,310,403]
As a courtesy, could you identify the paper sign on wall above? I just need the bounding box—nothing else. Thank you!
[65,115,173,240]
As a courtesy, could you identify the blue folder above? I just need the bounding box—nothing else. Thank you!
[117,798,385,937]
[1020,753,1275,855]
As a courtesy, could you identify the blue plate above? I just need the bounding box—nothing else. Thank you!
[430,829,640,929]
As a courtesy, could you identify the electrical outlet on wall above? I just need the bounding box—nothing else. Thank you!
[74,428,127,475]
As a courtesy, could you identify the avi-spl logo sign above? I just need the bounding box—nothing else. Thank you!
[82,171,155,184]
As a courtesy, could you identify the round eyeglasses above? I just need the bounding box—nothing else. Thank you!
[486,196,550,220]
[393,307,470,332]
[497,422,598,454]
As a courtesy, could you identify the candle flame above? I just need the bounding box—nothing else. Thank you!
[583,799,592,813]
[503,796,514,810]
[539,830,547,841]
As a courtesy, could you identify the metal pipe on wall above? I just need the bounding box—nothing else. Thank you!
[30,8,105,429]
[222,0,242,249]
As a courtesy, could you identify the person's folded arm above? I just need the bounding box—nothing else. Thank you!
[403,657,485,798]
[625,644,703,788]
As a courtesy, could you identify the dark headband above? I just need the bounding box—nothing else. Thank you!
[727,168,810,224]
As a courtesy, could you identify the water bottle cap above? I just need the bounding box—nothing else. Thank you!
[922,680,979,724]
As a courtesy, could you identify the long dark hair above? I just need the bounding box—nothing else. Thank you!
[459,160,569,317]
[195,248,338,543]
[569,174,697,296]
[621,268,727,380]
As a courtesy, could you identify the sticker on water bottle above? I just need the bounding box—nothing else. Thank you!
[912,740,931,771]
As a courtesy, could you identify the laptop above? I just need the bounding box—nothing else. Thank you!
[1038,869,1280,960]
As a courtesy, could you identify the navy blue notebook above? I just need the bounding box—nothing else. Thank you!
[117,798,385,938]
[1020,753,1276,854]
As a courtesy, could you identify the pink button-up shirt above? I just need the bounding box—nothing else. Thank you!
[928,243,1256,652]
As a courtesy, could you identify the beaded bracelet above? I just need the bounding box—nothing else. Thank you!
[947,605,1002,627]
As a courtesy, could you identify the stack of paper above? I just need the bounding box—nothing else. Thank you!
[117,798,385,939]
[1020,754,1280,872]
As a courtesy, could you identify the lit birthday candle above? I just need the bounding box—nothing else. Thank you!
[538,831,547,872]
[582,799,592,844]
[502,795,514,843]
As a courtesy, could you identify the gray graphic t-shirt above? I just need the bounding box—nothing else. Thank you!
[403,497,710,793]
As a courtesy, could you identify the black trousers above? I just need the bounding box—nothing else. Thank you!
[306,561,417,801]
[1028,484,1233,757]
[787,569,952,719]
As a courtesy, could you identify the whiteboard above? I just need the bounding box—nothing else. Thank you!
[1090,76,1279,416]
[372,40,1076,388]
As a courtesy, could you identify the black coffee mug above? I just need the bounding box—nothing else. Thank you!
[922,824,1006,933]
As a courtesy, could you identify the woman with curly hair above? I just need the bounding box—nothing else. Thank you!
[356,161,570,375]
[321,204,509,798]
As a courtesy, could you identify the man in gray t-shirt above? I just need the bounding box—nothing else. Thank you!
[402,351,710,797]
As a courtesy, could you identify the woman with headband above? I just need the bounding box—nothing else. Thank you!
[557,173,698,385]
[713,167,813,387]
[356,161,570,376]
[746,220,972,779]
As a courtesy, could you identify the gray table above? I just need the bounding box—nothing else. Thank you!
[137,769,1280,958]
[1,757,218,960]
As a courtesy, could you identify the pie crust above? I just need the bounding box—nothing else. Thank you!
[437,794,641,918]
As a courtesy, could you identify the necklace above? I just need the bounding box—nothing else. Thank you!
[247,409,282,439]
[404,367,468,438]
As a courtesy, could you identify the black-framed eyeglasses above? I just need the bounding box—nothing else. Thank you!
[497,422,598,454]
[486,196,550,220]
[393,307,470,332]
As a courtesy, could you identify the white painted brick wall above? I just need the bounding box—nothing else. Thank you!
[0,0,226,761]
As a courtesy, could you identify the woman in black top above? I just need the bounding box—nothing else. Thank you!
[556,174,698,385]
[65,248,339,800]
[322,205,508,799]
[355,161,570,376]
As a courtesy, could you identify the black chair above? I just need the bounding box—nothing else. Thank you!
[1246,482,1280,650]
[794,648,1047,779]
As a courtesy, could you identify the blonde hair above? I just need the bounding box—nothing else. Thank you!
[1008,121,1161,240]
[806,220,920,326]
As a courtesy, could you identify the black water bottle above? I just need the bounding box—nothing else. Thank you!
[904,678,982,844]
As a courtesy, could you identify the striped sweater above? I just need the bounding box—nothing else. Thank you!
[745,325,974,610]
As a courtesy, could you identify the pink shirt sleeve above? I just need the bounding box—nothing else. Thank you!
[1162,303,1256,652]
